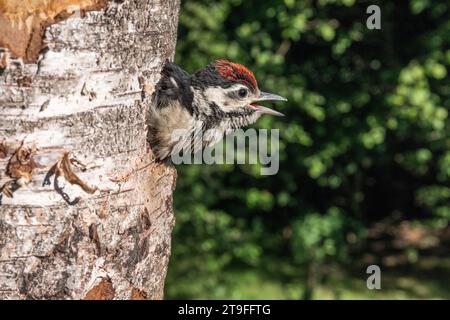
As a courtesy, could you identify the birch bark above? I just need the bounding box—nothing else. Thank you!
[0,0,179,299]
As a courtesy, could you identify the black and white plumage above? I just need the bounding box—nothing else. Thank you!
[148,59,287,160]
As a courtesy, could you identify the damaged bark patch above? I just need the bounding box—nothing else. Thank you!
[89,223,102,255]
[0,142,38,202]
[130,288,148,300]
[43,151,97,205]
[0,180,20,200]
[84,278,115,300]
[6,142,38,182]
[0,50,8,70]
[17,76,33,87]
[0,0,107,63]
[141,207,152,231]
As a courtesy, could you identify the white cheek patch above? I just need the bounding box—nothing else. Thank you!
[203,85,247,112]
[203,87,227,103]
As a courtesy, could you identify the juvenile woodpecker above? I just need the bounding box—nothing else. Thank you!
[148,59,287,160]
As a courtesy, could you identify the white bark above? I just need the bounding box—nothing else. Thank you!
[0,0,180,299]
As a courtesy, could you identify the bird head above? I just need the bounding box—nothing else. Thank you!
[191,59,286,128]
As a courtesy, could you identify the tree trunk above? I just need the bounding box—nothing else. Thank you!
[0,0,179,300]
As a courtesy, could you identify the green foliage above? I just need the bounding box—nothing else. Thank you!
[291,207,362,264]
[165,0,450,299]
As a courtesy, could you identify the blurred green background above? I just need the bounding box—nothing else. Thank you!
[165,0,450,299]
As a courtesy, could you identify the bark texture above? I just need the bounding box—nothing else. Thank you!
[0,0,180,299]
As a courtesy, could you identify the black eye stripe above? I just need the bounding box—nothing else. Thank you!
[225,88,248,99]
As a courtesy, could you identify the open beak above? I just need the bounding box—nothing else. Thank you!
[250,91,287,117]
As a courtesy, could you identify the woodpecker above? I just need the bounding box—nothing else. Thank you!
[148,59,287,160]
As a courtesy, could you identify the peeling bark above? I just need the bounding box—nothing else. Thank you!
[0,0,180,299]
[0,0,108,63]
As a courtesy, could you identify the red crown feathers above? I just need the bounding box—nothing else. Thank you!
[215,59,258,91]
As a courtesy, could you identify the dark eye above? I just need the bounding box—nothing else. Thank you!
[238,88,248,98]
